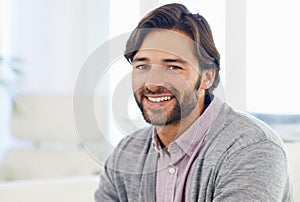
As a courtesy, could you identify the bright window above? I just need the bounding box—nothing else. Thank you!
[246,0,300,114]
[246,0,300,141]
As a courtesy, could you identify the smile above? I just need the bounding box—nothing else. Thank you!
[147,96,172,103]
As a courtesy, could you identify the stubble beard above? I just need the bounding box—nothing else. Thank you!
[134,84,200,126]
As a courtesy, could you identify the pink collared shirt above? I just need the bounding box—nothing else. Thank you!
[153,97,223,202]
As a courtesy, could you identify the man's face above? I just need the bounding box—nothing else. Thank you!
[132,30,202,126]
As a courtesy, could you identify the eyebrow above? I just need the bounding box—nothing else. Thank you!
[162,58,187,64]
[132,57,188,64]
[132,57,149,63]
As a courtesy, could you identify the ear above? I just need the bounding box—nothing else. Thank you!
[200,69,215,89]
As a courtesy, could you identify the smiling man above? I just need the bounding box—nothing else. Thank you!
[131,30,213,145]
[95,3,293,202]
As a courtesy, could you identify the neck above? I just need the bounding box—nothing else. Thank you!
[155,96,206,147]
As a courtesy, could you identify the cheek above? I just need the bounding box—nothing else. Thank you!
[169,74,196,92]
[132,70,196,93]
[132,72,145,92]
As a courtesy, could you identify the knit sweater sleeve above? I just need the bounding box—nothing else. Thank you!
[94,155,120,202]
[213,141,292,202]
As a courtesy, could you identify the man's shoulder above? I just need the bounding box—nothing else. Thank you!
[207,103,285,155]
[105,126,157,174]
[225,104,283,145]
[201,103,286,169]
[108,126,154,161]
[117,126,153,149]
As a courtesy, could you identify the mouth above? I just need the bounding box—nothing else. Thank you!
[147,96,172,103]
[144,95,175,106]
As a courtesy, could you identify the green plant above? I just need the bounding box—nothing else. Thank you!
[0,56,22,98]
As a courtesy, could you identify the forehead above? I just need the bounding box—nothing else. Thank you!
[136,29,197,63]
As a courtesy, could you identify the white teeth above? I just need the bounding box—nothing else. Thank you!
[148,96,172,103]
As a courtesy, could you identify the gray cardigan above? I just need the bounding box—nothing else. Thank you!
[95,103,293,201]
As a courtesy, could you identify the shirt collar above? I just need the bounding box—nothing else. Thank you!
[152,131,164,154]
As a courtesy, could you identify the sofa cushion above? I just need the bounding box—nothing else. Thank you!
[285,142,300,201]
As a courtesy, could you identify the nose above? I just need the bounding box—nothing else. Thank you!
[145,81,161,92]
[144,68,166,91]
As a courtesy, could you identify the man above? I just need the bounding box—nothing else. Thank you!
[95,3,293,201]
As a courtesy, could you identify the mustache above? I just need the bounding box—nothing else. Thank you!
[143,87,173,95]
[139,86,180,100]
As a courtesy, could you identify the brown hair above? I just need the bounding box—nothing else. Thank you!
[124,3,220,96]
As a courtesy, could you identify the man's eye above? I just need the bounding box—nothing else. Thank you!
[136,65,150,70]
[167,65,182,70]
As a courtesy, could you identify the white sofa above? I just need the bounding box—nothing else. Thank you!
[0,175,99,202]
[0,94,109,202]
[285,142,300,201]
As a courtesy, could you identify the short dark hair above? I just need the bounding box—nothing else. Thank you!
[124,3,220,96]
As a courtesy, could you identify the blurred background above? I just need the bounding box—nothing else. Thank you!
[0,0,299,201]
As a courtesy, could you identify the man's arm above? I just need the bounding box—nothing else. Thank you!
[94,161,120,202]
[213,141,293,201]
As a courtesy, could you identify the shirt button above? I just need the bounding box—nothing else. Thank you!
[168,167,176,174]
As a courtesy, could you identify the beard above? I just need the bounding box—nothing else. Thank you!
[134,78,200,126]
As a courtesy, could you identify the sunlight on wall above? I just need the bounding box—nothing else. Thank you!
[246,0,300,114]
[0,0,11,56]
